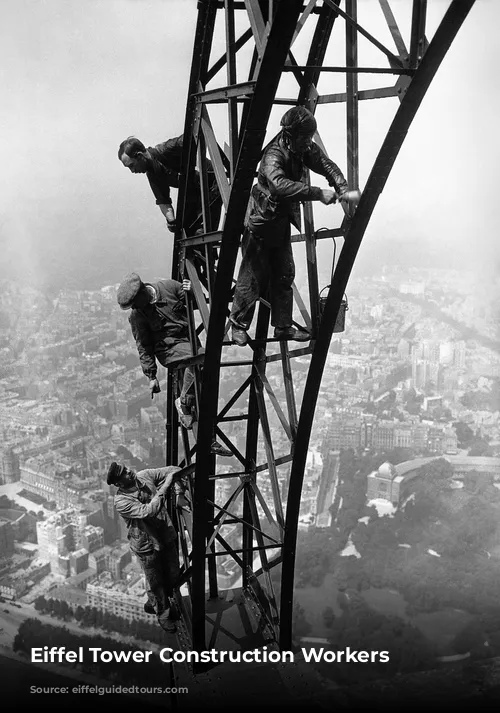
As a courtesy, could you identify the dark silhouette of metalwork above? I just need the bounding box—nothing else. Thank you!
[163,0,475,657]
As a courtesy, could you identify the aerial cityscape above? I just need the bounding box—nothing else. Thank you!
[1,261,499,687]
[2,0,500,707]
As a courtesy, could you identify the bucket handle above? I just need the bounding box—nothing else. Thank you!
[319,285,348,309]
[316,229,348,308]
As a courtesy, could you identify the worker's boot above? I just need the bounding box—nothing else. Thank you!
[158,610,177,633]
[210,441,233,457]
[231,325,249,346]
[274,326,311,342]
[175,397,194,429]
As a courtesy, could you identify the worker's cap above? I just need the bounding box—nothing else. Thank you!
[280,106,317,137]
[106,461,126,486]
[117,272,143,310]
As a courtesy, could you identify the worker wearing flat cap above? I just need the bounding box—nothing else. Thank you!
[117,272,231,457]
[106,461,185,632]
[230,106,351,346]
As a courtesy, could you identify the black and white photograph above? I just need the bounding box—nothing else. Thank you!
[1,1,499,710]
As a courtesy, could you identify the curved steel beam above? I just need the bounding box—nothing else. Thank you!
[279,0,476,650]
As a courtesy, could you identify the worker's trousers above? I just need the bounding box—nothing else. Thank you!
[138,541,179,617]
[230,226,295,330]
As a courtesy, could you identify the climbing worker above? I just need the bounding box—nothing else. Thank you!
[106,461,183,633]
[116,272,232,457]
[230,105,351,346]
[118,135,222,237]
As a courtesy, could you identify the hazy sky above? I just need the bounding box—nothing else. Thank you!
[1,0,499,293]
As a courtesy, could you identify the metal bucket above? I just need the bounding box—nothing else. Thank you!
[318,287,348,333]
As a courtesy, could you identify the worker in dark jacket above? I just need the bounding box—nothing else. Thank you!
[118,135,221,237]
[117,272,231,457]
[107,461,182,633]
[230,106,350,346]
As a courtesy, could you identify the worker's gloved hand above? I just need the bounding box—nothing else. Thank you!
[340,189,361,217]
[319,188,337,206]
[150,378,161,398]
[165,207,176,233]
[182,279,191,293]
[176,493,190,510]
[157,472,175,496]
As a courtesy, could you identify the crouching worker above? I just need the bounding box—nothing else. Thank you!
[106,461,184,633]
[116,272,231,457]
[118,135,222,239]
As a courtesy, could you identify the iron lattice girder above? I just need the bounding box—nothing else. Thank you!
[181,0,307,652]
[168,0,476,655]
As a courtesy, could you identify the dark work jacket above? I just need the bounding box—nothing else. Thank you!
[146,136,185,205]
[129,279,188,380]
[146,135,219,229]
[246,134,348,238]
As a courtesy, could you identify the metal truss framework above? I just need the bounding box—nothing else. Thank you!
[165,0,475,654]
